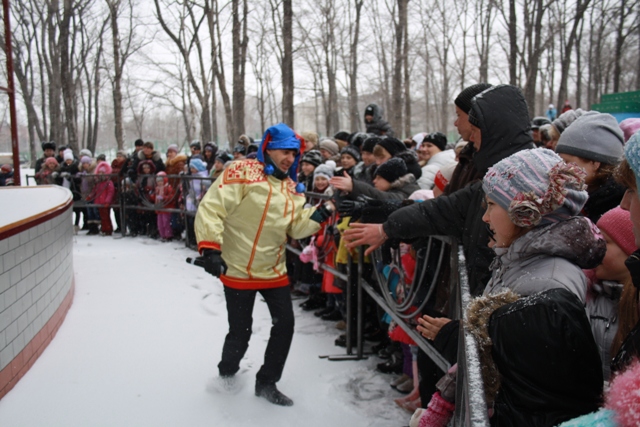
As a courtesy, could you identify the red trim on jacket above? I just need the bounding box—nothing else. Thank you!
[220,274,289,290]
[198,241,221,254]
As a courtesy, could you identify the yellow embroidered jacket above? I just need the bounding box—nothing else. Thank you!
[195,159,321,290]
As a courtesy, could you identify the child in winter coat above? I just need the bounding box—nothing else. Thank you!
[585,206,636,381]
[155,171,175,241]
[185,158,211,246]
[35,157,59,185]
[78,156,100,235]
[414,147,607,427]
[300,161,343,318]
[555,112,626,223]
[91,161,115,235]
[136,160,158,237]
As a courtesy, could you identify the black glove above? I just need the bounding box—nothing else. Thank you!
[196,249,227,277]
[338,195,376,222]
[360,199,405,224]
[338,199,365,221]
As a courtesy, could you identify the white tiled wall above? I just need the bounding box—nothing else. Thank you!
[0,209,74,370]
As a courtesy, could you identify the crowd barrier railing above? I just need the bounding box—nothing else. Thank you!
[26,173,489,425]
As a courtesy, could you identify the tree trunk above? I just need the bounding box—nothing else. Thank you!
[47,0,64,146]
[508,0,518,86]
[392,0,408,136]
[108,0,124,150]
[523,0,545,118]
[557,0,591,110]
[281,0,294,127]
[60,0,78,152]
[403,18,411,137]
[231,0,248,139]
[349,0,364,132]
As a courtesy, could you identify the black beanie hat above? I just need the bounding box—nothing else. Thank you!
[377,137,407,157]
[334,131,351,142]
[423,132,448,151]
[340,145,361,162]
[454,83,492,114]
[301,149,323,167]
[362,136,379,153]
[375,157,407,184]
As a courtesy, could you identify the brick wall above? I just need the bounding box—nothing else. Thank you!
[0,192,74,399]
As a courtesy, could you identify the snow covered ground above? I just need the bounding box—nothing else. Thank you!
[0,231,410,427]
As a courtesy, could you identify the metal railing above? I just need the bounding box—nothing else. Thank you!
[27,172,488,425]
[288,220,489,425]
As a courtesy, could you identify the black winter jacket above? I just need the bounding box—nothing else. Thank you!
[382,85,536,295]
[583,175,626,223]
[364,103,394,137]
[489,288,603,427]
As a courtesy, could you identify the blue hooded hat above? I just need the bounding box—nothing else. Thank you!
[258,123,305,182]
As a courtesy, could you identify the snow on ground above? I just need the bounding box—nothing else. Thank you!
[0,231,410,427]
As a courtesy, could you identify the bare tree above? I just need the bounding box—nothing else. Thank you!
[282,0,294,126]
[155,0,213,142]
[231,0,249,137]
[347,0,364,132]
[106,0,144,150]
[613,0,640,92]
[556,0,591,110]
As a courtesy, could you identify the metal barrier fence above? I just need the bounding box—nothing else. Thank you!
[28,172,488,425]
[27,172,216,247]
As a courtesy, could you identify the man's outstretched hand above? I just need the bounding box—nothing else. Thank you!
[343,223,388,256]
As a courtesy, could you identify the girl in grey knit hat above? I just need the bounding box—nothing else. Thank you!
[555,111,627,222]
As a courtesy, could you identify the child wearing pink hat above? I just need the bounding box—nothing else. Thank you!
[586,206,637,380]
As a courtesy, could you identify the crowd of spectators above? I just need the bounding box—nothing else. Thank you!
[8,91,640,426]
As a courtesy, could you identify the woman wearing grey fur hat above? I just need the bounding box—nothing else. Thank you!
[555,111,626,222]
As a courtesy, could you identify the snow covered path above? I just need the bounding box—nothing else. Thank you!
[0,233,408,427]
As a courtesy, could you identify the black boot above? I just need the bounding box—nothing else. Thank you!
[87,223,100,235]
[255,382,293,406]
[376,352,404,374]
[314,306,334,317]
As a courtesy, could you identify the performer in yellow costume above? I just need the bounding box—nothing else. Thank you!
[195,123,334,406]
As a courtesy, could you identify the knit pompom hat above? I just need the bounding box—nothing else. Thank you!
[375,157,408,184]
[80,156,92,165]
[596,207,636,256]
[555,111,624,164]
[167,144,179,154]
[483,148,588,227]
[314,160,336,181]
[79,148,92,158]
[301,149,323,167]
[63,149,74,161]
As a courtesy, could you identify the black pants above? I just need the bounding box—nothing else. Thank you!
[218,285,295,384]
